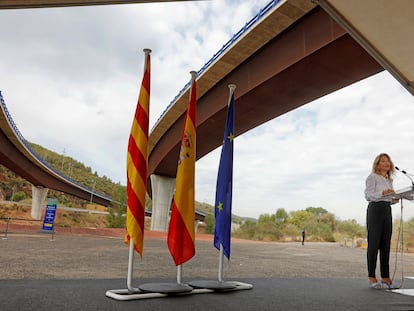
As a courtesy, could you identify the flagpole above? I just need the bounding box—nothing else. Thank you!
[177,264,182,284]
[188,83,240,291]
[125,47,151,292]
[218,245,224,282]
[217,83,236,283]
[127,240,139,292]
[174,70,197,286]
[228,84,236,99]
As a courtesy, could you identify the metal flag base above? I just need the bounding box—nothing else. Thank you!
[189,245,254,292]
[106,288,168,301]
[139,282,193,294]
[106,240,253,301]
[105,283,195,301]
[189,280,253,291]
[187,246,254,293]
[105,243,253,301]
[105,281,253,301]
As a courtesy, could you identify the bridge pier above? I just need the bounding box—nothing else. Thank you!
[150,175,175,232]
[195,219,201,232]
[31,186,48,220]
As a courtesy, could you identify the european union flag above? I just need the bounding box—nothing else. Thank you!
[214,85,235,259]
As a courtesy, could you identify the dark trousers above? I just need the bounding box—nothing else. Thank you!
[366,201,392,278]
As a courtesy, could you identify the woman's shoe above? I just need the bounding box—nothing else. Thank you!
[369,282,382,289]
[369,278,382,289]
[381,278,396,289]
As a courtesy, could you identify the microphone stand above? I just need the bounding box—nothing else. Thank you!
[392,166,414,289]
[395,166,414,188]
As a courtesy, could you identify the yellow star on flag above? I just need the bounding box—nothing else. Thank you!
[227,132,235,142]
[217,202,223,212]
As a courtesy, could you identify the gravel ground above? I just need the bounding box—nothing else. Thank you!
[2,230,414,282]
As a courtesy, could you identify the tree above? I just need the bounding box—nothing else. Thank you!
[288,210,310,227]
[234,220,256,240]
[106,184,127,228]
[258,213,275,224]
[107,206,126,228]
[336,219,365,238]
[275,208,289,223]
[204,214,215,234]
[306,207,328,216]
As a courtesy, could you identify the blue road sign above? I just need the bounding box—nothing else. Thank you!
[42,199,57,231]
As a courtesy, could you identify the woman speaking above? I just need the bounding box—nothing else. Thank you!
[364,153,398,289]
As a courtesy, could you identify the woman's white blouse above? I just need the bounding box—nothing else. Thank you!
[365,173,394,202]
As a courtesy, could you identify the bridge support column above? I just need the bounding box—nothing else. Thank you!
[31,186,48,220]
[150,174,175,232]
[195,220,200,233]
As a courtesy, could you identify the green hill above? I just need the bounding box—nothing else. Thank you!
[0,142,126,209]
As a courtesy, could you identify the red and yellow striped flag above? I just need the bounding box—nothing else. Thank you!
[125,49,151,257]
[167,71,197,266]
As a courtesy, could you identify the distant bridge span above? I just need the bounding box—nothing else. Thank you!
[0,92,112,206]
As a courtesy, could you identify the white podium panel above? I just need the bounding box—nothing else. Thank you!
[383,186,414,201]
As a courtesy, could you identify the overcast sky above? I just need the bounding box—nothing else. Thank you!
[1,0,414,224]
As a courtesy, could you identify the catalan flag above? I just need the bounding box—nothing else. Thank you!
[214,85,236,260]
[167,72,197,266]
[125,49,151,257]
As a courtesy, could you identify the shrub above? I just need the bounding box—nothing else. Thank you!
[11,191,27,202]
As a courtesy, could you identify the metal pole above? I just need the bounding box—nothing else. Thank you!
[126,240,141,293]
[218,244,224,282]
[177,265,182,284]
[2,217,10,240]
[50,228,55,242]
[127,240,135,292]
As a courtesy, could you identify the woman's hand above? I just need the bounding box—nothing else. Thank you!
[382,189,395,195]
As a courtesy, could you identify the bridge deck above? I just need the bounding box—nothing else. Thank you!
[148,4,383,181]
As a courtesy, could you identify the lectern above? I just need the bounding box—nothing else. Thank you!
[382,185,414,296]
[383,186,414,201]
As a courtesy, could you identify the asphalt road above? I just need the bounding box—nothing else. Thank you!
[1,232,414,310]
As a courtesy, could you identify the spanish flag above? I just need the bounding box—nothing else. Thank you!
[167,71,197,266]
[125,49,151,257]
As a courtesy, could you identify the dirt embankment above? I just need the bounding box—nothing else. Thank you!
[0,202,109,228]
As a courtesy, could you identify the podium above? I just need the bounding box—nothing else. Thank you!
[383,186,414,201]
[382,185,414,296]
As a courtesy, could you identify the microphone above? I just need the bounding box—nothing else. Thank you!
[395,166,414,187]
